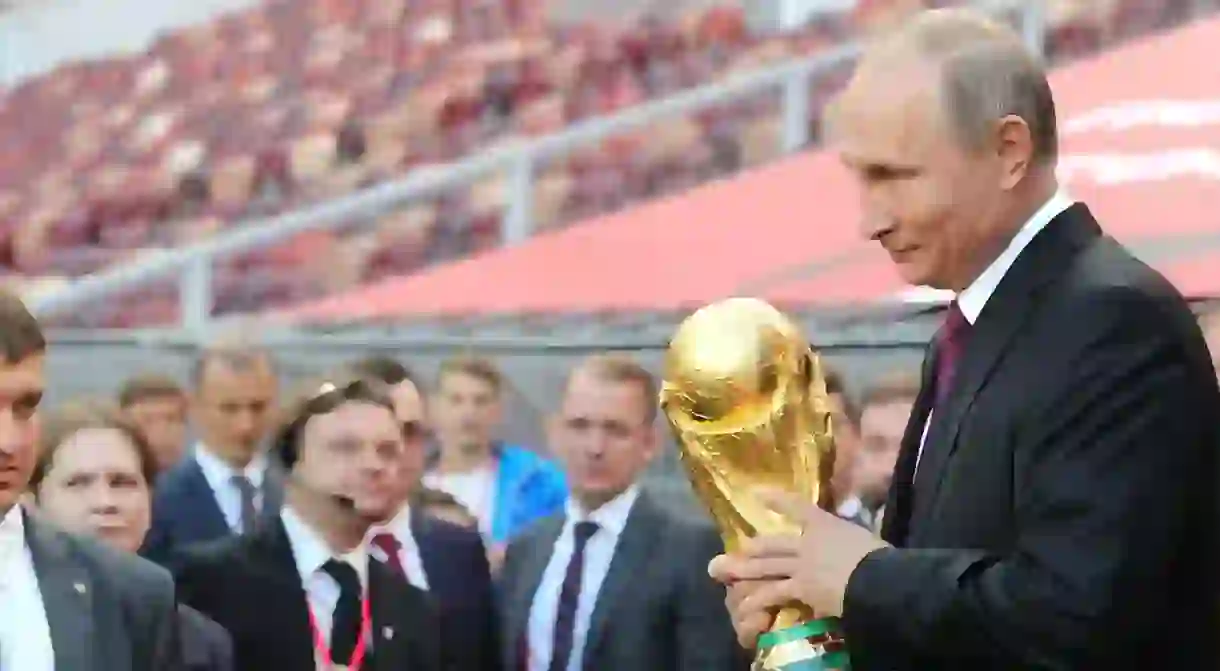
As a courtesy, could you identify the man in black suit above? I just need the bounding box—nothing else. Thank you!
[0,292,181,671]
[352,355,502,671]
[143,344,283,568]
[175,375,447,671]
[499,354,744,671]
[710,9,1220,670]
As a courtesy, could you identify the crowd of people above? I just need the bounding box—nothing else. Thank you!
[5,0,1201,328]
[0,271,946,670]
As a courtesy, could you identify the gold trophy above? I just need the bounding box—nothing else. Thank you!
[659,298,849,671]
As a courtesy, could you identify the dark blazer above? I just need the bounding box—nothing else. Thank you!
[414,510,502,671]
[179,604,234,671]
[174,514,447,671]
[499,489,745,671]
[23,509,181,671]
[843,204,1220,670]
[142,455,284,568]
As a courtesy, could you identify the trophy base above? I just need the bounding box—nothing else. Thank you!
[752,617,850,671]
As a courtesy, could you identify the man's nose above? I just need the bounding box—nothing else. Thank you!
[0,411,21,456]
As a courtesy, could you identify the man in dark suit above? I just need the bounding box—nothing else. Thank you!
[352,355,502,671]
[500,354,744,671]
[710,9,1220,671]
[0,292,181,671]
[175,374,446,671]
[143,344,282,567]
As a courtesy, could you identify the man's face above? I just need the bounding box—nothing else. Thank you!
[124,396,187,471]
[37,428,151,554]
[832,61,1008,291]
[0,354,44,513]
[854,398,914,507]
[191,361,277,461]
[297,400,404,521]
[387,379,428,506]
[432,372,500,452]
[549,372,655,509]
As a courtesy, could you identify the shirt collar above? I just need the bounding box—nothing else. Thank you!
[370,504,415,541]
[280,505,368,591]
[0,504,25,574]
[957,190,1074,324]
[195,442,268,487]
[564,484,640,538]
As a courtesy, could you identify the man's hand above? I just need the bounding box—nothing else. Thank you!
[708,488,889,648]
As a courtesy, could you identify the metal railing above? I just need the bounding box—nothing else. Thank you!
[27,1,1044,333]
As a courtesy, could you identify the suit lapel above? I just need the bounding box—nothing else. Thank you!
[245,519,316,669]
[23,511,100,671]
[582,493,661,668]
[909,205,1102,536]
[505,516,563,668]
[881,340,938,547]
[369,561,419,670]
[182,459,231,538]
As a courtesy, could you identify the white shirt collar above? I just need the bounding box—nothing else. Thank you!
[195,442,268,487]
[0,504,25,576]
[372,504,414,540]
[564,485,640,538]
[957,190,1074,324]
[280,505,368,591]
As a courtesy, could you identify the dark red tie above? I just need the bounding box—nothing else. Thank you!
[371,532,406,579]
[934,300,972,404]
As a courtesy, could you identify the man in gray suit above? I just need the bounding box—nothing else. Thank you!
[0,291,180,671]
[498,354,745,671]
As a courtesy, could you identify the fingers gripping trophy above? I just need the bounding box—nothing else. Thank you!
[659,298,849,671]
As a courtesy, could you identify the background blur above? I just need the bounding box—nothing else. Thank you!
[4,0,1219,486]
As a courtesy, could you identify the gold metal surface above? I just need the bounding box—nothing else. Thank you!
[659,297,839,670]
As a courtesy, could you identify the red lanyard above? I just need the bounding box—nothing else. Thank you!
[307,592,372,670]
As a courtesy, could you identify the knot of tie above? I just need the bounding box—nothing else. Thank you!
[935,301,972,404]
[573,521,599,546]
[371,532,401,556]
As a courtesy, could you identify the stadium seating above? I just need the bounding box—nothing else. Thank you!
[0,0,1208,326]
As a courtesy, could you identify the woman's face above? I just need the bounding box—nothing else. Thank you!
[37,428,151,554]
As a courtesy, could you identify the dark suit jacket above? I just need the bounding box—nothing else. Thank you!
[23,509,180,671]
[179,604,233,671]
[174,515,447,671]
[142,455,284,568]
[414,510,502,671]
[499,489,746,671]
[843,204,1220,670]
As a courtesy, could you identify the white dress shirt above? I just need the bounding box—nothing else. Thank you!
[527,485,640,671]
[368,505,430,591]
[194,444,269,533]
[916,190,1075,469]
[280,506,369,651]
[423,466,497,540]
[0,505,55,671]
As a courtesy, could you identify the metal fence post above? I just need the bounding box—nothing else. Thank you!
[781,68,811,154]
[503,149,535,245]
[180,256,212,333]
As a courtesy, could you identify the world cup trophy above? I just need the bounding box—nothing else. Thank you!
[659,298,849,671]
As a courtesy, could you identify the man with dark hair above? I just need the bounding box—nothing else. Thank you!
[118,373,189,474]
[838,372,921,533]
[0,291,182,670]
[350,354,502,671]
[144,343,283,567]
[175,375,447,671]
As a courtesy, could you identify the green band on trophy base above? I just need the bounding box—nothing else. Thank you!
[766,649,851,671]
[755,618,850,671]
[757,617,841,649]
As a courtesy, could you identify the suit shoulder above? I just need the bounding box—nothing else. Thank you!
[178,604,228,641]
[1065,237,1192,317]
[64,527,172,585]
[426,515,486,551]
[175,532,249,575]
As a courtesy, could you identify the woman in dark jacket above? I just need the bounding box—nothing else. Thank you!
[27,403,234,671]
